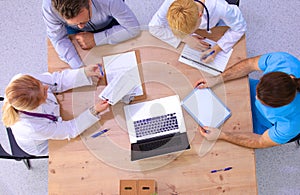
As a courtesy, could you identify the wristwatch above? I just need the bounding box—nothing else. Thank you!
[89,106,101,119]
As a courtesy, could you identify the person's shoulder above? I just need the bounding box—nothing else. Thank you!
[264,52,298,61]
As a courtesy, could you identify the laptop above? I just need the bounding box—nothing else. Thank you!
[124,95,190,161]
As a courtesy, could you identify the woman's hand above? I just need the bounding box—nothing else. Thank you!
[84,64,103,78]
[94,100,109,113]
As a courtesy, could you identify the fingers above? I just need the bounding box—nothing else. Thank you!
[192,34,205,40]
[75,32,94,50]
[95,100,109,112]
[201,55,214,63]
[198,126,210,134]
[194,80,208,89]
[201,49,216,63]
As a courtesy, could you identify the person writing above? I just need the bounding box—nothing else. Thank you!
[1,65,109,156]
[194,52,300,148]
[149,0,246,63]
[43,0,140,69]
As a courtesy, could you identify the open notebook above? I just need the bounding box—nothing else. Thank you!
[181,88,231,128]
[99,51,145,105]
[179,38,233,76]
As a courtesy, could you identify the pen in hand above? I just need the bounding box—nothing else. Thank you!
[202,50,215,60]
[97,63,104,76]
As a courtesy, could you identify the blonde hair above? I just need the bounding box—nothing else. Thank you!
[2,75,43,127]
[167,0,199,39]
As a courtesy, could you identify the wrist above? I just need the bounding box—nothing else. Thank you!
[89,106,101,119]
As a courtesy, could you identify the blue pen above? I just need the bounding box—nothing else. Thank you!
[91,128,109,138]
[202,50,215,60]
[97,63,104,76]
[211,167,232,173]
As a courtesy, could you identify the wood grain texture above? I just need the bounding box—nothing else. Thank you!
[48,29,257,195]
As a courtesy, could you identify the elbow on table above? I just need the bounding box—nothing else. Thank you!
[128,26,141,38]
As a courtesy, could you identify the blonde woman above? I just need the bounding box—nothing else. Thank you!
[149,0,246,63]
[2,65,109,156]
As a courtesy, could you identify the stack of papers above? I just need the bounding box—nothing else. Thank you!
[179,38,233,76]
[99,51,143,105]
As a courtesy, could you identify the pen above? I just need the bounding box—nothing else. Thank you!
[97,63,104,76]
[91,128,109,138]
[211,166,232,173]
[202,50,215,60]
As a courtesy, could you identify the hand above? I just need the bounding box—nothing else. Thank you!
[194,75,221,89]
[198,126,221,141]
[75,32,96,50]
[201,44,221,63]
[84,64,103,78]
[182,34,210,51]
[94,100,109,113]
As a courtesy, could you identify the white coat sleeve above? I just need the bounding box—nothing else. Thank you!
[33,68,93,93]
[22,109,100,141]
[148,0,182,48]
[216,4,247,53]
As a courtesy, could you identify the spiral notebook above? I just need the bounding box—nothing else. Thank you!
[181,88,231,128]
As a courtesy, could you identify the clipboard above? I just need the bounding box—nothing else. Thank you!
[100,50,146,105]
[181,88,231,128]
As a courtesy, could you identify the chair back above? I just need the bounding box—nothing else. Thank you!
[0,96,48,169]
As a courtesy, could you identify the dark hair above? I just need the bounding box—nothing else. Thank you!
[256,72,300,107]
[52,0,89,19]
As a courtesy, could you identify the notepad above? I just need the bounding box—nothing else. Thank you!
[181,88,231,128]
[99,51,143,105]
[179,38,233,76]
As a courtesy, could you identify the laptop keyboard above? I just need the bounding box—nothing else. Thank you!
[133,113,178,138]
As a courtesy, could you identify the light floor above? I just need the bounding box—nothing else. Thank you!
[0,0,299,194]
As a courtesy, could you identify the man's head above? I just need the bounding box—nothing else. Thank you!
[167,0,201,39]
[52,0,90,28]
[257,72,300,107]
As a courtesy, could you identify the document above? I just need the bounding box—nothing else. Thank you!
[181,88,231,128]
[179,39,233,76]
[99,51,143,105]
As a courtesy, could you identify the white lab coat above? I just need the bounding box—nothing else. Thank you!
[10,68,99,156]
[149,0,247,53]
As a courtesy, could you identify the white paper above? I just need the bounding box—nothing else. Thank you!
[99,51,143,105]
[178,39,233,76]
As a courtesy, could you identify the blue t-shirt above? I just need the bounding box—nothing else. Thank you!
[256,52,300,144]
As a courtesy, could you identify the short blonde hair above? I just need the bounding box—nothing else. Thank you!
[2,75,43,127]
[167,0,199,39]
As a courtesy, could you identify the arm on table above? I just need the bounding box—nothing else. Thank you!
[93,0,140,45]
[195,55,261,88]
[199,126,279,149]
[42,3,82,68]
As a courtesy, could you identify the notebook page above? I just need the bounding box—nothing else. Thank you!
[99,51,143,105]
[179,39,233,76]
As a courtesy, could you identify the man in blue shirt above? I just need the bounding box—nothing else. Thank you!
[43,0,140,69]
[195,52,300,148]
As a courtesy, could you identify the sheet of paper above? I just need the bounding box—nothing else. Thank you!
[99,51,143,105]
[178,39,233,76]
[181,88,231,128]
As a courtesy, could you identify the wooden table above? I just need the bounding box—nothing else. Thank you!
[48,28,257,194]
